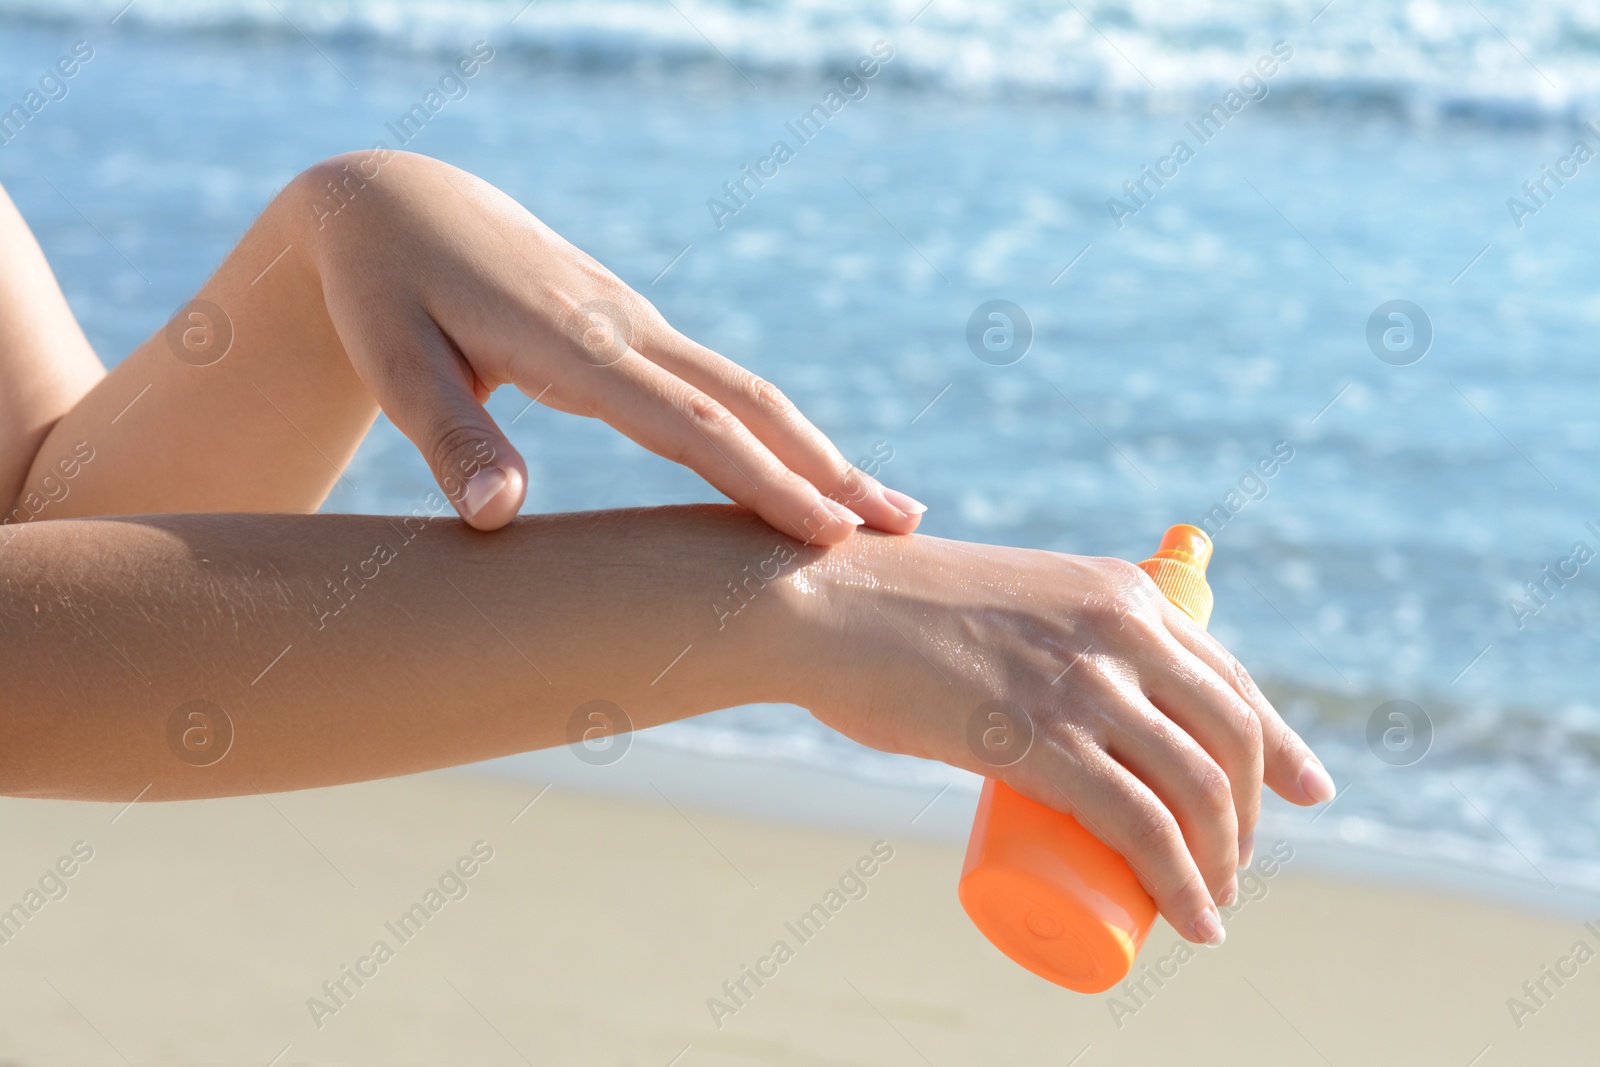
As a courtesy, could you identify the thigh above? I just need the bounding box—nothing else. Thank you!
[0,181,106,515]
[15,187,379,524]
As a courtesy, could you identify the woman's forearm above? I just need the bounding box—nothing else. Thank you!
[0,505,820,801]
[0,502,1335,943]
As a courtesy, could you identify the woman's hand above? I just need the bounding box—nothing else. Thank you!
[791,531,1335,946]
[299,151,924,542]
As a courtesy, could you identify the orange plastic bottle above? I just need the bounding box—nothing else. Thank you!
[957,524,1216,992]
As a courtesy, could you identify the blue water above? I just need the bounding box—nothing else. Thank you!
[1,0,1596,891]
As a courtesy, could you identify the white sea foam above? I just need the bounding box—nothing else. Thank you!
[7,0,1600,123]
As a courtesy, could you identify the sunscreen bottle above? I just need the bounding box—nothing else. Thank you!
[957,524,1215,992]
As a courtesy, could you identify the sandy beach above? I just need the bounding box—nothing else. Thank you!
[1,746,1594,1066]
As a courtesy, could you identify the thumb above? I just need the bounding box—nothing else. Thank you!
[426,403,528,531]
[373,331,529,531]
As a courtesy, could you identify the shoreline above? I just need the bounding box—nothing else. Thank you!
[471,735,1600,921]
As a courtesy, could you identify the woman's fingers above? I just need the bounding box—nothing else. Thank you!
[641,328,926,534]
[1032,745,1228,946]
[344,309,528,530]
[559,345,864,545]
[1139,631,1265,870]
[1160,603,1336,810]
[1107,681,1246,902]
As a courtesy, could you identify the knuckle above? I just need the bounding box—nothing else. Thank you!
[1230,655,1263,702]
[1192,766,1234,821]
[1082,589,1131,627]
[1205,634,1266,702]
[625,289,662,324]
[1080,604,1117,633]
[744,375,794,422]
[1267,721,1304,767]
[586,277,664,340]
[1130,806,1180,858]
[1123,601,1166,637]
[432,422,492,476]
[1092,592,1157,636]
[629,298,672,341]
[429,420,497,497]
[1086,559,1162,624]
[685,391,737,436]
[1236,702,1264,751]
[1103,555,1150,587]
[833,463,873,506]
[1179,871,1214,910]
[574,256,628,297]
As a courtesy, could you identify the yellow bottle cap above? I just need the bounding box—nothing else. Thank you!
[1136,524,1214,628]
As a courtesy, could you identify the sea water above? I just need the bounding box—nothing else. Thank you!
[1,0,1596,893]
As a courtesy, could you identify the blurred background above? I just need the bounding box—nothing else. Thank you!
[1,0,1597,1062]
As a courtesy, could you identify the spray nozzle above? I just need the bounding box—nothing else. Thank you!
[1137,524,1215,628]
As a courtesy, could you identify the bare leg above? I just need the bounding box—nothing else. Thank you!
[0,181,106,514]
[15,184,378,520]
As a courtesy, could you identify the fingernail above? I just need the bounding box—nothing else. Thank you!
[880,487,928,518]
[1239,831,1255,869]
[1192,906,1226,947]
[1299,756,1337,804]
[1219,875,1239,908]
[821,496,864,526]
[461,467,508,520]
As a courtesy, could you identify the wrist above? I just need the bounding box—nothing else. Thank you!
[547,506,853,723]
[768,526,919,712]
[287,149,404,263]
